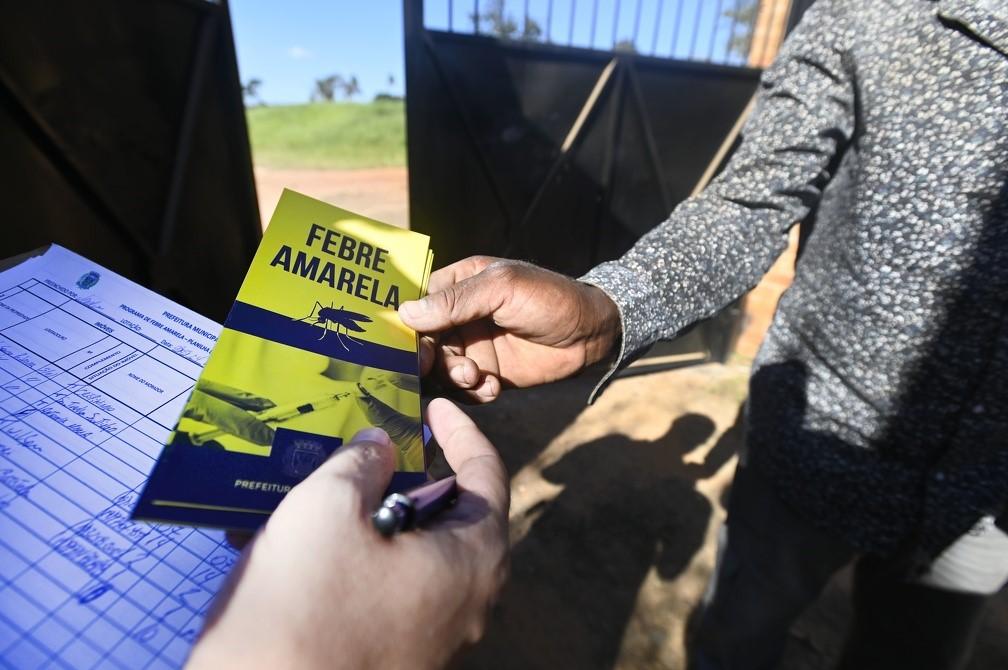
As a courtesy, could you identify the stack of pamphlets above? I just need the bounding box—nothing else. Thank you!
[133,190,433,529]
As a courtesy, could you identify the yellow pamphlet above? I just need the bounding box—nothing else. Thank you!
[134,190,432,529]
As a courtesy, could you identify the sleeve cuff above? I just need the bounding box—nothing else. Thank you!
[578,261,663,403]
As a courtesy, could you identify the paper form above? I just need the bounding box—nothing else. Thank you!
[0,246,234,669]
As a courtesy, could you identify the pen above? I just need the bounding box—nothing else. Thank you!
[372,475,458,536]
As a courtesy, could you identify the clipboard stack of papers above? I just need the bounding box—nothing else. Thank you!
[133,190,434,530]
[0,245,234,668]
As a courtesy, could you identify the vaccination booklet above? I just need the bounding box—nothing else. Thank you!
[133,190,433,530]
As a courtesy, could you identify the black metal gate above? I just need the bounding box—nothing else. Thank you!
[404,0,807,366]
[0,0,260,321]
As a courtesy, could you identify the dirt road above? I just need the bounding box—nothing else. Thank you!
[254,166,409,229]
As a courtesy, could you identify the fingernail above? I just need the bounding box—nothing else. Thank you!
[476,378,498,399]
[399,299,427,319]
[449,365,473,386]
[352,427,391,447]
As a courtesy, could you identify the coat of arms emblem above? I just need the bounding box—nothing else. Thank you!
[76,271,100,290]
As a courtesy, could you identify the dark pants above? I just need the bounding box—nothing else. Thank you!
[689,464,995,670]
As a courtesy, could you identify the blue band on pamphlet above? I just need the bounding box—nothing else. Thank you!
[225,301,418,375]
[132,430,427,531]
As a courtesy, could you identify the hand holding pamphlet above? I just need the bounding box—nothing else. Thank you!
[133,189,434,530]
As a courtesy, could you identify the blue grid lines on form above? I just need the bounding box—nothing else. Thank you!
[0,273,233,669]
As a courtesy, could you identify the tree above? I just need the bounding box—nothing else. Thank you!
[241,78,263,106]
[724,0,760,59]
[472,0,516,37]
[521,16,542,41]
[310,74,361,102]
[375,73,402,101]
[311,75,343,102]
[471,0,542,41]
[342,75,360,101]
[614,38,638,53]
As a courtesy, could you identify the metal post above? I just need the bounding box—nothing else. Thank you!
[568,0,576,45]
[708,0,724,61]
[612,0,621,46]
[651,0,665,55]
[632,0,643,45]
[725,0,742,63]
[689,0,703,58]
[404,0,426,230]
[671,0,685,56]
[590,0,599,47]
[547,0,553,42]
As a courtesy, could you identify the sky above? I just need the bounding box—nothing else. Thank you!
[230,0,407,105]
[229,1,750,106]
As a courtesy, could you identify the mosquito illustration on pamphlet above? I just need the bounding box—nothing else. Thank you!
[294,300,372,349]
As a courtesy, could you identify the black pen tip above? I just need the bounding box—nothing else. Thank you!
[372,506,398,536]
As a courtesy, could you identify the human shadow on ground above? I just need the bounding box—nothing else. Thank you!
[458,406,743,669]
[436,370,610,479]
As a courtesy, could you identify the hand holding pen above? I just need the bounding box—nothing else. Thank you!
[190,398,510,670]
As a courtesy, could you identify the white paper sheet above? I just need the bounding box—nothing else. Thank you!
[0,246,235,669]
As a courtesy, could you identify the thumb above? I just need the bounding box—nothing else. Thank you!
[312,427,395,511]
[398,267,510,333]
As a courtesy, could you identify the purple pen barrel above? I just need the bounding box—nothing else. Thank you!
[409,475,458,526]
[371,476,458,536]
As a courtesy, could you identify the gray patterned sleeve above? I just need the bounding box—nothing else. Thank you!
[580,0,856,394]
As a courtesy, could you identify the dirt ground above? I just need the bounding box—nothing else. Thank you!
[462,367,1008,670]
[254,166,409,229]
[253,167,1008,669]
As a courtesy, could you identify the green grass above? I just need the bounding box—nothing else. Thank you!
[245,100,406,169]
